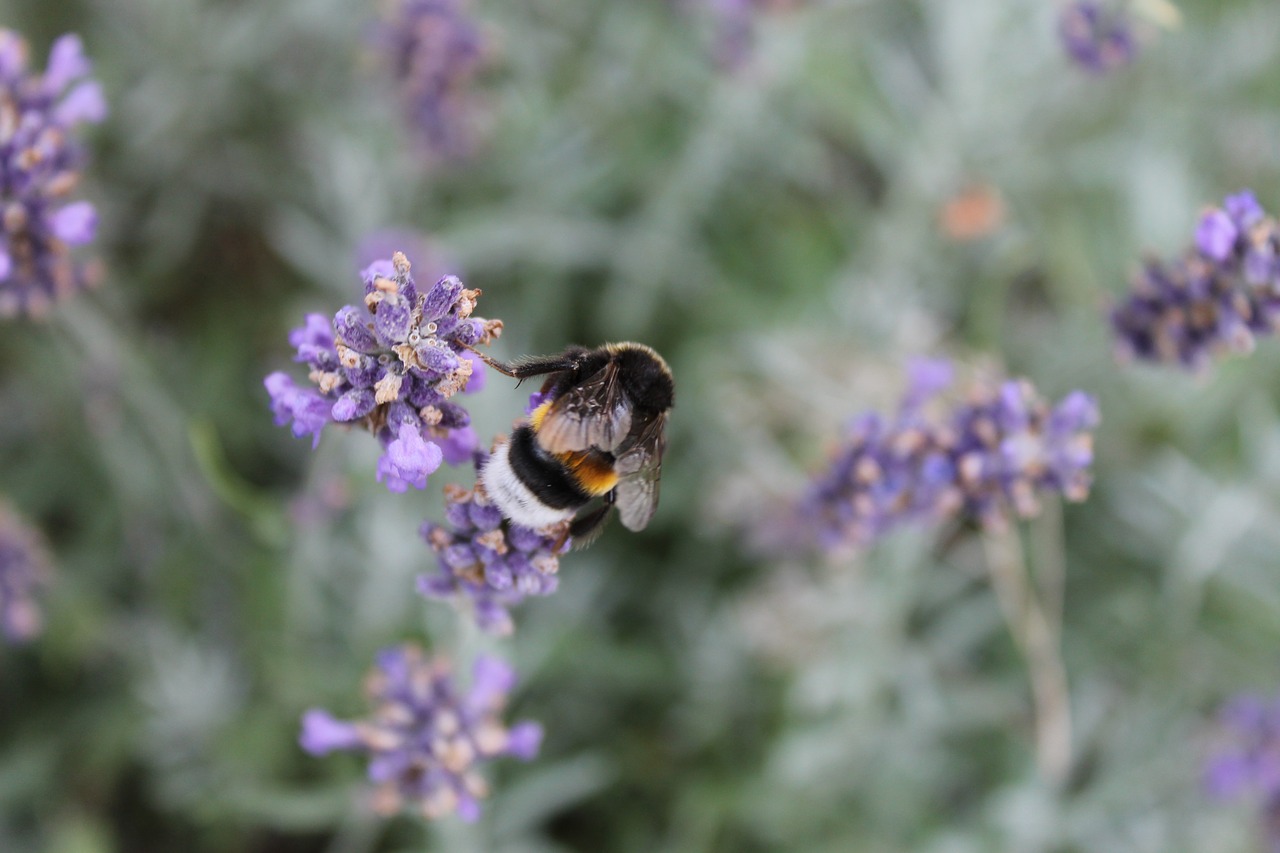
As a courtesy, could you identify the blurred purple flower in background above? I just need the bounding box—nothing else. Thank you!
[1205,693,1280,851]
[373,0,487,159]
[0,30,107,318]
[300,645,542,820]
[419,453,567,636]
[1112,191,1280,370]
[265,251,500,491]
[690,0,808,70]
[0,500,52,642]
[790,360,1099,556]
[1058,1,1138,73]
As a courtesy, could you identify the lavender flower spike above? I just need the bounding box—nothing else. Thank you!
[0,30,107,318]
[1204,692,1280,851]
[374,0,488,159]
[265,251,500,491]
[300,645,543,821]
[0,500,53,642]
[1112,190,1280,370]
[791,361,1099,556]
[1058,1,1138,74]
[419,448,567,636]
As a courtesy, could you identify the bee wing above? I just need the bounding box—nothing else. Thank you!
[614,413,667,532]
[536,362,633,453]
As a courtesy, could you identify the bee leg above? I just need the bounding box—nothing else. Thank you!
[566,490,615,550]
[464,346,583,381]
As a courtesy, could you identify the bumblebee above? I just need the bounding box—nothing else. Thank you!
[477,342,673,544]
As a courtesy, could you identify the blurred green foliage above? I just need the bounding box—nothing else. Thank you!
[2,0,1280,851]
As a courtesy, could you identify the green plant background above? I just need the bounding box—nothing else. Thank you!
[2,0,1279,851]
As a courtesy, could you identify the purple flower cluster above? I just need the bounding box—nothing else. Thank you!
[0,30,107,318]
[300,645,542,821]
[419,455,567,636]
[374,0,487,159]
[693,0,806,70]
[0,500,52,642]
[1058,1,1138,74]
[1204,693,1280,850]
[795,360,1099,555]
[1112,191,1280,370]
[266,252,501,492]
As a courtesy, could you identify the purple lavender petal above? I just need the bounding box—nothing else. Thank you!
[437,426,478,465]
[417,343,460,374]
[42,34,91,94]
[468,655,517,710]
[373,294,414,346]
[50,201,97,245]
[904,358,953,405]
[333,305,380,352]
[289,313,333,353]
[1197,210,1239,262]
[423,275,464,321]
[375,423,443,492]
[265,373,329,448]
[506,721,544,760]
[299,709,363,756]
[332,388,378,422]
[54,80,107,125]
[1226,191,1265,228]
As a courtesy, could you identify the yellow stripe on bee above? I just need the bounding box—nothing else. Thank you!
[530,399,552,430]
[560,451,619,496]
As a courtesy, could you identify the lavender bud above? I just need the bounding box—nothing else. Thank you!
[334,305,380,352]
[332,388,377,422]
[416,342,460,374]
[423,275,465,321]
[373,293,414,346]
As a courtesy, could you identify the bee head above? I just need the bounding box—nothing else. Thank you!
[613,344,674,412]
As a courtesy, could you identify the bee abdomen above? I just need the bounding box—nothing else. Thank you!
[561,451,619,496]
[482,426,590,529]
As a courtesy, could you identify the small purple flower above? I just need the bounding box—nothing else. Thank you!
[1112,191,1280,370]
[419,453,568,635]
[265,252,503,491]
[1058,1,1138,74]
[300,645,542,820]
[0,500,53,642]
[376,422,444,492]
[1196,210,1238,262]
[788,363,1099,556]
[689,0,808,70]
[0,30,107,318]
[1205,692,1280,850]
[374,0,488,159]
